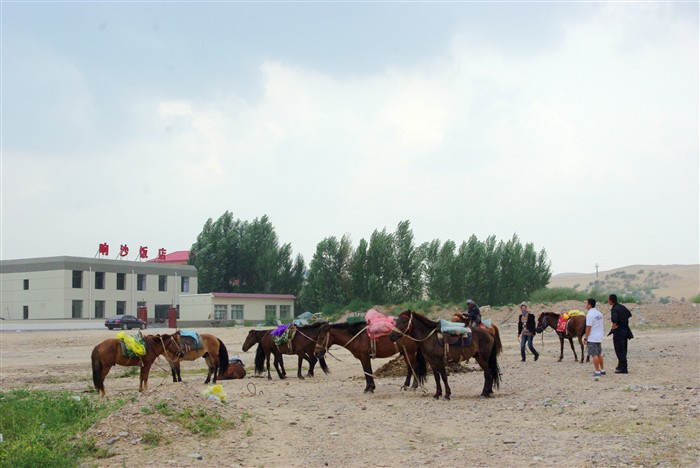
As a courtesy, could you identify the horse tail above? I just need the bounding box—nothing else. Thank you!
[254,344,265,375]
[318,356,330,375]
[91,345,103,393]
[415,347,427,384]
[217,339,229,375]
[488,334,501,390]
[491,324,503,356]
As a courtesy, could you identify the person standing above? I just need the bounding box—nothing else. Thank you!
[517,302,539,362]
[608,294,633,374]
[583,298,606,378]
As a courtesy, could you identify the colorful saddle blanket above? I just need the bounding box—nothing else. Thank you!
[365,309,396,340]
[271,323,295,346]
[439,319,472,336]
[180,330,203,351]
[117,331,146,358]
[557,310,585,332]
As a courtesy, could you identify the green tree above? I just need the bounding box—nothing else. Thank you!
[394,221,422,302]
[366,228,400,303]
[302,235,352,312]
[349,238,369,301]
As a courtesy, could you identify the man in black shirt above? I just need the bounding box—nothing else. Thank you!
[608,294,633,374]
[465,299,482,327]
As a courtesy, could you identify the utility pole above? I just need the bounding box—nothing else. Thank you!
[595,263,599,278]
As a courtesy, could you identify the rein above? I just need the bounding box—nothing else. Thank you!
[391,313,439,342]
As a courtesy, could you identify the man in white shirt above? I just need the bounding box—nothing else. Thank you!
[583,298,606,378]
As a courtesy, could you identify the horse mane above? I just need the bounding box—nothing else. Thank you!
[328,321,367,335]
[400,310,438,328]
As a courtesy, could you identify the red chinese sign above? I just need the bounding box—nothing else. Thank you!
[157,248,167,260]
[98,243,109,256]
[98,243,168,260]
[139,246,148,259]
[119,244,129,257]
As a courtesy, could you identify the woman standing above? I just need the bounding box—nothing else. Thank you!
[517,302,540,362]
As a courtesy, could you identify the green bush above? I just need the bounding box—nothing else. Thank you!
[0,389,124,467]
[529,287,639,305]
[691,293,700,304]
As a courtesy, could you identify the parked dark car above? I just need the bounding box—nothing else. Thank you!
[105,315,146,330]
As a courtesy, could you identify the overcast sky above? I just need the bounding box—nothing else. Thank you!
[1,2,698,274]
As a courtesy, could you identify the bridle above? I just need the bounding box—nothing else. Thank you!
[160,333,185,361]
[391,312,438,342]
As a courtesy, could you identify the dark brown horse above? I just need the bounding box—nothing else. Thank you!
[271,323,330,379]
[91,332,183,396]
[451,313,502,344]
[219,358,246,380]
[390,310,501,400]
[242,329,284,379]
[535,312,590,363]
[163,333,229,383]
[314,321,426,394]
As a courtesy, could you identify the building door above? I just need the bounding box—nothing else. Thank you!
[23,306,29,320]
[155,304,170,323]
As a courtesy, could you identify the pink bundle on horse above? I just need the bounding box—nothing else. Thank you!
[365,309,396,339]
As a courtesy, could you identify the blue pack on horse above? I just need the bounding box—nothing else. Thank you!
[163,331,230,383]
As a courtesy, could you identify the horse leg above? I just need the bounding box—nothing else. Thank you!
[568,337,578,362]
[580,336,589,363]
[306,355,317,377]
[99,365,112,397]
[265,351,273,380]
[475,354,492,398]
[431,365,442,400]
[441,365,451,400]
[139,362,153,392]
[360,356,375,393]
[296,355,305,380]
[558,334,564,362]
[275,352,287,379]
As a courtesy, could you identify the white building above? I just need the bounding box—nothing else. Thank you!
[0,256,197,322]
[179,292,295,327]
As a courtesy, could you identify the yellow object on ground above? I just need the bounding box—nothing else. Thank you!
[203,384,227,402]
[116,331,146,356]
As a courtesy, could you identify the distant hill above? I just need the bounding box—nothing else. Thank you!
[548,264,700,303]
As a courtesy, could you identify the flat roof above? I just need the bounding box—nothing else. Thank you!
[181,292,295,300]
[0,256,197,276]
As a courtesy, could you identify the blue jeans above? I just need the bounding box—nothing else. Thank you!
[520,335,539,360]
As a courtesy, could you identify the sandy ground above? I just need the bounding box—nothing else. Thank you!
[1,304,699,467]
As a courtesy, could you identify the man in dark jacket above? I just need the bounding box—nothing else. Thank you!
[517,302,539,362]
[608,294,633,374]
[465,299,482,327]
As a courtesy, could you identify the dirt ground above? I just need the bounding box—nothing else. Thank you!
[1,302,699,467]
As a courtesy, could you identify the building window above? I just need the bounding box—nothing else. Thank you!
[265,305,277,323]
[72,300,83,318]
[280,305,291,320]
[72,270,83,288]
[231,304,244,320]
[23,279,29,290]
[95,300,105,319]
[159,275,167,292]
[116,301,126,315]
[95,272,105,290]
[23,306,29,320]
[137,274,146,291]
[181,276,190,293]
[116,273,126,290]
[214,304,227,320]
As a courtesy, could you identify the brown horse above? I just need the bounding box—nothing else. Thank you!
[271,323,330,379]
[390,310,501,400]
[242,326,329,379]
[535,312,590,363]
[451,314,502,346]
[219,358,246,380]
[163,333,229,384]
[242,329,285,379]
[314,321,426,394]
[91,332,183,396]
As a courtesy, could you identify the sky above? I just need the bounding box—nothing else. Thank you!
[1,1,698,275]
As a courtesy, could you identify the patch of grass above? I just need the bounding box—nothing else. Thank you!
[240,410,252,423]
[140,426,163,448]
[246,426,253,436]
[172,407,234,437]
[0,389,125,467]
[691,293,700,304]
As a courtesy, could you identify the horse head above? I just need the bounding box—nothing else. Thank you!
[161,332,185,358]
[389,310,413,342]
[242,329,263,352]
[313,324,331,359]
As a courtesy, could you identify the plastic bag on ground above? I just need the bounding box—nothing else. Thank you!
[202,384,227,402]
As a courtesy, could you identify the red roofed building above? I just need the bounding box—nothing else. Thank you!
[148,250,190,265]
[179,292,296,327]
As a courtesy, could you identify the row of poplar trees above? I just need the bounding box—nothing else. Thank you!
[189,213,552,311]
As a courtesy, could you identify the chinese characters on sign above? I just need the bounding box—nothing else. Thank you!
[97,243,167,261]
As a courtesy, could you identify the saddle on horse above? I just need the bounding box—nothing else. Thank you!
[179,330,204,352]
[117,331,146,358]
